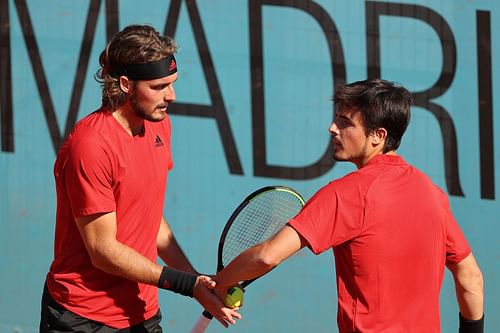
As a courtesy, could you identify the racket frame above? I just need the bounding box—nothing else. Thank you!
[216,185,305,287]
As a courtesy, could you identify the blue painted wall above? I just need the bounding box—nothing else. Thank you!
[0,0,498,332]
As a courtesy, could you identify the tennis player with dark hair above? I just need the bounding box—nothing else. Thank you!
[214,79,484,332]
[40,24,240,332]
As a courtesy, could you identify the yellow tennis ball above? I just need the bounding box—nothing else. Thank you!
[224,286,244,308]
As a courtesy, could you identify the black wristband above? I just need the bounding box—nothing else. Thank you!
[459,313,484,333]
[158,266,197,297]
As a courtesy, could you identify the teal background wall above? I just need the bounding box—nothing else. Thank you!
[1,0,498,332]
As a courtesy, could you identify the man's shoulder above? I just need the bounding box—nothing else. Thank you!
[58,110,115,156]
[73,108,110,130]
[320,170,370,198]
[326,158,404,193]
[68,110,113,142]
[335,167,374,186]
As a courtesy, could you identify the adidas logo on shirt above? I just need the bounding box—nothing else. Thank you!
[154,135,164,147]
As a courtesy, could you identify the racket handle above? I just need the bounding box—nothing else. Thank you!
[189,310,213,333]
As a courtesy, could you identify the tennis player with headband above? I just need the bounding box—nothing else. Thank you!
[213,79,484,333]
[40,24,241,332]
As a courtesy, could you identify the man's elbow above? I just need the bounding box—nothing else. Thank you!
[452,259,484,295]
[254,245,282,269]
[88,248,109,270]
[85,242,117,272]
[464,260,483,289]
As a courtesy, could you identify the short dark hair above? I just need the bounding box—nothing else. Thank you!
[334,78,413,152]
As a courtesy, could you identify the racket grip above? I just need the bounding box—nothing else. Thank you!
[189,310,213,333]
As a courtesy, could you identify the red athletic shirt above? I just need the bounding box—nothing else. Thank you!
[46,108,173,328]
[289,154,471,333]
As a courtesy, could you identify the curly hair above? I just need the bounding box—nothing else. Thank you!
[95,25,177,111]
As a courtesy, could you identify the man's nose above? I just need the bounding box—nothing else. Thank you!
[165,86,176,101]
[329,122,338,135]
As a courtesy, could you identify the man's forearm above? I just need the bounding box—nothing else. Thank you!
[454,283,484,320]
[76,212,164,286]
[91,238,163,285]
[447,253,484,332]
[449,254,484,320]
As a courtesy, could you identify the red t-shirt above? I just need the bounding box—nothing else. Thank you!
[46,108,173,328]
[289,154,470,333]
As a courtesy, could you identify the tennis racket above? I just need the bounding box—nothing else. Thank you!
[189,185,305,333]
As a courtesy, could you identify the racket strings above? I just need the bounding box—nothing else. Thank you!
[222,190,303,266]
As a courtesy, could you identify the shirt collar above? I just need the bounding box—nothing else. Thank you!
[365,153,406,167]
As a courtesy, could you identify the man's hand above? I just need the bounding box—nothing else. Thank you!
[193,276,242,328]
[213,283,245,308]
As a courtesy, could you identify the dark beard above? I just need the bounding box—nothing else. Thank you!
[130,93,163,122]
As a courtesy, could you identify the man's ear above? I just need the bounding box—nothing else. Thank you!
[371,127,388,146]
[119,76,132,93]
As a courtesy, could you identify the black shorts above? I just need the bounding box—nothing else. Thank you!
[40,284,163,333]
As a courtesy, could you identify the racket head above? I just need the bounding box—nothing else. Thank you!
[216,186,305,274]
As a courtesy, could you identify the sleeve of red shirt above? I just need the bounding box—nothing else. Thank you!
[289,178,365,254]
[439,190,471,264]
[63,128,116,217]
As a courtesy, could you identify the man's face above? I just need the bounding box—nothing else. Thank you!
[129,72,178,122]
[329,106,372,168]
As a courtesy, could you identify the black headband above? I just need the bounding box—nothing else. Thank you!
[110,54,177,80]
